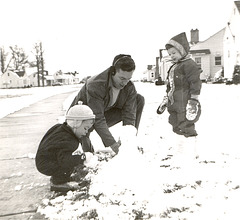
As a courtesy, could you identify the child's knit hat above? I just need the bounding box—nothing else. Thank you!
[66,104,95,121]
[165,32,190,57]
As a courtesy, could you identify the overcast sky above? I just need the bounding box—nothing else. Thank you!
[0,0,234,77]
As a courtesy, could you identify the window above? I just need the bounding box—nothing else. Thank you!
[195,57,201,68]
[215,56,221,65]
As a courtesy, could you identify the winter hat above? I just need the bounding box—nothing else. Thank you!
[66,104,95,121]
[165,32,190,57]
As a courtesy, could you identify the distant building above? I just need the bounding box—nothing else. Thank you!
[141,65,156,82]
[0,70,30,88]
[190,28,225,81]
[0,67,84,88]
[223,1,240,79]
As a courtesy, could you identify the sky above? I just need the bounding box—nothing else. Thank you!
[0,0,234,78]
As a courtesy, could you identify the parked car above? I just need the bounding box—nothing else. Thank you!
[52,82,63,86]
[155,76,165,86]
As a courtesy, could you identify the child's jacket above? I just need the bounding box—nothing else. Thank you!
[36,122,84,169]
[165,32,202,113]
[166,58,202,112]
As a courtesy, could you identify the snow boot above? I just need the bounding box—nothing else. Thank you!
[50,178,81,192]
[170,135,197,169]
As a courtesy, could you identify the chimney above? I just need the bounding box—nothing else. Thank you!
[190,29,199,44]
[147,65,152,70]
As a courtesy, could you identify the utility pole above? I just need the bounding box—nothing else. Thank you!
[40,42,44,87]
[155,57,159,79]
[36,55,40,87]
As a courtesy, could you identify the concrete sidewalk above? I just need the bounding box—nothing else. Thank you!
[0,91,75,219]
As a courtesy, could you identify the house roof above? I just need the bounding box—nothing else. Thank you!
[235,1,240,13]
[190,49,211,54]
[45,75,54,80]
[15,71,25,77]
[2,70,20,78]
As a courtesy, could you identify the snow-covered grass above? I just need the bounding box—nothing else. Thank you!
[0,85,80,119]
[3,82,240,219]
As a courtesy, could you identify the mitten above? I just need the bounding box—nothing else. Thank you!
[110,140,121,154]
[157,96,168,114]
[186,99,200,121]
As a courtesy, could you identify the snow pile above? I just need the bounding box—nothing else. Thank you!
[37,124,239,219]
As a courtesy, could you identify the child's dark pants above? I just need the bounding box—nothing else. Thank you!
[36,158,74,184]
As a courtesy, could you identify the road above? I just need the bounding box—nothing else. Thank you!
[0,91,76,219]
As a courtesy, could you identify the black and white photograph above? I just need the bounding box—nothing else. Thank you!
[0,0,240,219]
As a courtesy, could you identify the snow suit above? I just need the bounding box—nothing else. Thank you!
[35,122,85,184]
[165,33,202,137]
[69,67,145,152]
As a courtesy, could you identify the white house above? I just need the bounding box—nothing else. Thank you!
[190,28,225,81]
[141,65,156,82]
[0,70,30,88]
[223,1,240,79]
[53,71,74,85]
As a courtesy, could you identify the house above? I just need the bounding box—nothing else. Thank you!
[71,71,81,84]
[0,70,30,88]
[28,71,52,87]
[223,1,240,79]
[158,49,172,81]
[190,28,225,81]
[53,70,74,85]
[141,65,156,82]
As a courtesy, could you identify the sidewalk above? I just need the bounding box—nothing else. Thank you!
[0,91,75,219]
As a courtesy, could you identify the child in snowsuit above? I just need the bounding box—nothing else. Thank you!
[35,104,95,191]
[157,32,202,167]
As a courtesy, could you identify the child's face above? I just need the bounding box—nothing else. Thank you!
[74,119,94,138]
[167,47,182,63]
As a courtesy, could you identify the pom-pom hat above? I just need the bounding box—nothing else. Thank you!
[165,32,190,58]
[66,104,95,121]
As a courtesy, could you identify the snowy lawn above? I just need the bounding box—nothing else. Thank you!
[0,85,79,119]
[6,82,240,219]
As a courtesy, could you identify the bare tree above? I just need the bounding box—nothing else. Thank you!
[32,42,45,87]
[0,46,14,73]
[9,45,28,71]
[0,47,5,73]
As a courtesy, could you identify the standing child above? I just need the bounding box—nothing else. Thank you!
[157,32,202,168]
[35,104,95,192]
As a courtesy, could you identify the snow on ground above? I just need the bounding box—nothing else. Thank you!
[2,82,240,219]
[0,85,79,119]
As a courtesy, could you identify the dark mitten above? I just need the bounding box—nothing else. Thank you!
[186,99,200,121]
[157,96,168,114]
